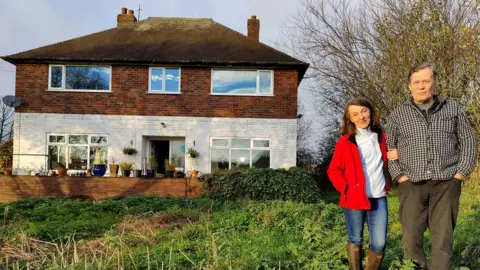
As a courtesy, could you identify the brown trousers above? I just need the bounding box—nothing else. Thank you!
[399,179,461,270]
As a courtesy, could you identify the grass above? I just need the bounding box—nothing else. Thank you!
[0,179,478,269]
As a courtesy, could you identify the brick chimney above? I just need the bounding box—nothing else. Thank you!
[117,7,137,26]
[247,15,260,41]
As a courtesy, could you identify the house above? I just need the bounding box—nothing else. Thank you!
[1,8,309,176]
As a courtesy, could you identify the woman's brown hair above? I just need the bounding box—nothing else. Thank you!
[340,97,381,135]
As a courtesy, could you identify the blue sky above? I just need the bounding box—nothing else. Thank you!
[0,0,315,120]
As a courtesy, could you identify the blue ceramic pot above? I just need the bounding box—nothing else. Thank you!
[92,164,107,177]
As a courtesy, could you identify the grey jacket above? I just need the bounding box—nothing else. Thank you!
[386,96,478,182]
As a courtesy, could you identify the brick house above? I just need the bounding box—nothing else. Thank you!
[1,8,308,176]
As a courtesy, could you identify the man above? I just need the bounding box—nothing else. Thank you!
[386,62,477,269]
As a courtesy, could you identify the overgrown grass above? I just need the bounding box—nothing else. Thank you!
[0,182,479,269]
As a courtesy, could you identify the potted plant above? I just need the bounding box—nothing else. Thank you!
[187,147,200,178]
[119,162,133,177]
[148,155,157,178]
[122,147,138,156]
[57,163,68,176]
[92,147,107,177]
[109,156,119,177]
[164,154,177,178]
[3,167,12,176]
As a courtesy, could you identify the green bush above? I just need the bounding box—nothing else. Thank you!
[200,167,322,203]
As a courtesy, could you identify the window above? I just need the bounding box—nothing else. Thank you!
[211,70,273,96]
[149,67,181,93]
[210,138,270,171]
[47,134,108,170]
[48,65,111,91]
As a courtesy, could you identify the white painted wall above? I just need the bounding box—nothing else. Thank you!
[12,113,297,174]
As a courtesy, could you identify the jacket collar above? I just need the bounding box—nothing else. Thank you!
[348,128,382,145]
[405,95,445,113]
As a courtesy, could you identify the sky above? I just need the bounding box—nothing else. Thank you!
[0,0,316,123]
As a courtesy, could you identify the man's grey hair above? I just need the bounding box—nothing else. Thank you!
[408,62,437,83]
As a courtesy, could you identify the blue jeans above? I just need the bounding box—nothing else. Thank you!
[343,197,388,253]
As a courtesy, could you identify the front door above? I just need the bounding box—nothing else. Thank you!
[152,140,169,174]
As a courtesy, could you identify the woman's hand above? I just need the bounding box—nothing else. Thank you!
[387,148,399,161]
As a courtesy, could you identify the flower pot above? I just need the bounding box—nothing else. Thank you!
[93,164,107,177]
[123,170,131,177]
[165,170,174,178]
[146,169,156,178]
[191,170,199,178]
[109,164,119,177]
[57,168,68,176]
[4,169,12,176]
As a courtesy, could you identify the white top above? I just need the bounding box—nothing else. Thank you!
[356,127,386,198]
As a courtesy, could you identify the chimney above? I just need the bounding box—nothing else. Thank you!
[117,7,137,26]
[247,15,260,41]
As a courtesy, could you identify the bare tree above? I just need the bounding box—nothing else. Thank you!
[297,102,318,166]
[0,98,14,142]
[281,0,480,137]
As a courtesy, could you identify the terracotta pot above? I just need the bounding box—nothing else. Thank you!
[4,169,12,176]
[191,170,199,178]
[57,168,68,176]
[109,164,119,177]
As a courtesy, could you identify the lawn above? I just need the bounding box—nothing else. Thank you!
[0,186,478,269]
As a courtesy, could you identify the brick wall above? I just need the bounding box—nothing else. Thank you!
[0,176,202,203]
[15,64,298,119]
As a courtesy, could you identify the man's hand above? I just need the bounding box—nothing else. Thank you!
[398,175,409,183]
[454,172,464,180]
[387,148,399,161]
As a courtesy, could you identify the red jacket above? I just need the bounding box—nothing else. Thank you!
[327,130,391,210]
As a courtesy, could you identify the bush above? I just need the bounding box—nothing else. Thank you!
[200,167,322,203]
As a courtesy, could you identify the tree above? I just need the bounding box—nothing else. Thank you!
[297,103,317,166]
[0,98,14,142]
[281,0,480,138]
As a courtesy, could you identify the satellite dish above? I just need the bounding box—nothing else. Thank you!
[2,95,23,108]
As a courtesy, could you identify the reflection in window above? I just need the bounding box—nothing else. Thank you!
[211,149,229,171]
[48,65,111,91]
[149,67,180,93]
[50,66,63,88]
[69,145,88,170]
[210,138,271,170]
[90,146,108,166]
[49,135,65,143]
[212,70,273,95]
[48,145,66,169]
[69,135,88,144]
[91,136,107,144]
[231,149,250,169]
[252,150,270,168]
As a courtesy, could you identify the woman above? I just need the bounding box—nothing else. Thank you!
[327,97,395,270]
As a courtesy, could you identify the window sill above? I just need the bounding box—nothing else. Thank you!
[147,91,182,95]
[210,93,274,97]
[47,89,112,93]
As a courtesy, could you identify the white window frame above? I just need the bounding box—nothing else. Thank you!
[46,134,109,171]
[209,137,271,171]
[148,67,182,94]
[47,64,112,92]
[210,69,274,96]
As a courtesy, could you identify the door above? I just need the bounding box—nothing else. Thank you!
[152,140,169,173]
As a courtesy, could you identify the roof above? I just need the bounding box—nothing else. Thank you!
[2,17,309,80]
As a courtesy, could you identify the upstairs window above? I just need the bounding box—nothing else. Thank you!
[211,70,273,96]
[48,65,111,91]
[149,67,181,93]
